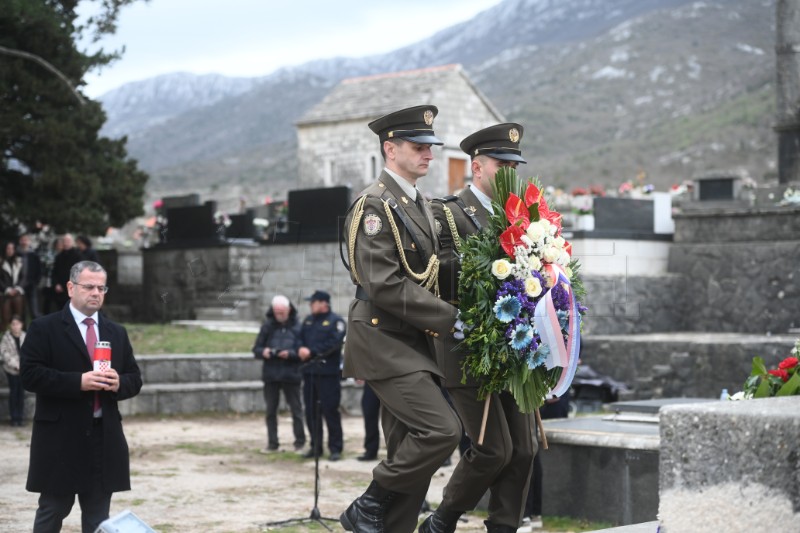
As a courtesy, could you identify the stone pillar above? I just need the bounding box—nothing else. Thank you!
[659,397,800,531]
[775,0,800,184]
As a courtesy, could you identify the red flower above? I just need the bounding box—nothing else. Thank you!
[768,368,789,382]
[778,357,799,370]
[505,193,530,227]
[524,183,544,207]
[499,225,526,259]
[564,240,573,257]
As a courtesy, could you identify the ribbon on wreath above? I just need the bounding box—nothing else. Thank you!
[534,263,581,398]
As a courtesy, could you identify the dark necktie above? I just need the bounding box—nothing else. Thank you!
[415,192,426,213]
[83,317,101,415]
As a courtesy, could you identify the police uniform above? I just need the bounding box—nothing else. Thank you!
[299,290,346,459]
[425,123,537,533]
[340,105,462,533]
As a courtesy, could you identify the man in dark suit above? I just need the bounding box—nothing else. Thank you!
[21,260,142,533]
[339,105,462,533]
[423,124,536,533]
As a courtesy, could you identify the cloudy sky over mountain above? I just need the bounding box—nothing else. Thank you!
[78,0,502,97]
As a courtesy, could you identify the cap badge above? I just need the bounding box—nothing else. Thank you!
[423,109,434,126]
[401,196,409,205]
[435,219,443,235]
[363,214,383,236]
[466,205,477,215]
[509,128,520,143]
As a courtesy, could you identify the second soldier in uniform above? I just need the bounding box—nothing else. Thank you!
[423,123,537,533]
[339,105,462,533]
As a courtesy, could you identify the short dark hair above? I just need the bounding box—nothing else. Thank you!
[380,138,404,161]
[76,235,92,248]
[69,261,106,283]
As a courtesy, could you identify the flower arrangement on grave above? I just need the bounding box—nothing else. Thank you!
[457,167,587,419]
[740,339,800,399]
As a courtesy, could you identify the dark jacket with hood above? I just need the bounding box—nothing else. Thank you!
[252,303,302,383]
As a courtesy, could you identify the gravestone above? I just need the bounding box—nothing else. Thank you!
[659,397,800,532]
[593,197,654,233]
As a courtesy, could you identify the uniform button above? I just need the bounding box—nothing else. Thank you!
[411,243,416,249]
[371,318,379,325]
[434,333,439,338]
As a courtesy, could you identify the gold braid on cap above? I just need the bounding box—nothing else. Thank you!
[441,204,461,250]
[347,195,440,295]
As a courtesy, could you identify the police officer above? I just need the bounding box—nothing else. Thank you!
[298,290,346,461]
[339,105,463,533]
[423,123,537,533]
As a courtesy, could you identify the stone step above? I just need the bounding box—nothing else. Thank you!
[1,353,363,421]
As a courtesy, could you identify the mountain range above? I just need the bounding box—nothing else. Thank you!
[98,0,778,210]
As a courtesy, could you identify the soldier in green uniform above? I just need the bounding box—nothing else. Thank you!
[422,123,537,533]
[339,105,463,533]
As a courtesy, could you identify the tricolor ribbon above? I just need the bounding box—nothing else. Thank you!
[533,264,581,398]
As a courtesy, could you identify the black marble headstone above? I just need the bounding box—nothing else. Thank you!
[593,197,654,232]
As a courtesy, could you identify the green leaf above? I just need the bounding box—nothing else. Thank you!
[750,356,768,377]
[754,377,772,398]
[776,372,800,396]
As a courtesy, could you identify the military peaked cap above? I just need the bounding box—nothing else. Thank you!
[460,123,526,163]
[368,105,444,145]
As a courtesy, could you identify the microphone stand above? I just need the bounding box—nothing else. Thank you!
[263,356,339,531]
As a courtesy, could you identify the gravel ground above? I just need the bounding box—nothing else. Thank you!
[0,413,498,532]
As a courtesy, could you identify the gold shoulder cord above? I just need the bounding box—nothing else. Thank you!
[347,195,369,287]
[442,204,461,250]
[347,195,440,295]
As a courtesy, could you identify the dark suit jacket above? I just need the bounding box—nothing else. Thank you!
[431,186,490,388]
[342,171,458,381]
[21,304,142,495]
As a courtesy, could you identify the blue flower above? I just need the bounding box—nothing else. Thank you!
[527,345,549,369]
[510,323,533,350]
[494,295,521,323]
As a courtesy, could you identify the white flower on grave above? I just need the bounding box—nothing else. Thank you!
[728,390,752,401]
[491,259,513,280]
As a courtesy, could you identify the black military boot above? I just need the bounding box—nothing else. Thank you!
[418,507,462,533]
[484,521,517,533]
[340,480,395,533]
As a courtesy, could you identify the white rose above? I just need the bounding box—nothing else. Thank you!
[491,259,513,280]
[520,235,534,248]
[526,221,545,242]
[543,246,560,263]
[524,276,543,298]
[553,236,566,249]
[539,219,553,236]
[557,250,571,267]
[528,255,542,271]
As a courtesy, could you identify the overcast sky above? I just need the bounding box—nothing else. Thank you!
[78,0,502,98]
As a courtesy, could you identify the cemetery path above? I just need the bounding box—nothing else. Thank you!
[0,413,497,532]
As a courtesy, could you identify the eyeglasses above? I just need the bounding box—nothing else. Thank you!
[73,282,109,294]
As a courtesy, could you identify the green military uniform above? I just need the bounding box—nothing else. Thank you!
[427,123,537,532]
[341,105,461,533]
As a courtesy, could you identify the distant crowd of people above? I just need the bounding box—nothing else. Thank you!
[0,232,101,329]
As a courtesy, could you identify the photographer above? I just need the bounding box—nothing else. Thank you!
[252,295,305,454]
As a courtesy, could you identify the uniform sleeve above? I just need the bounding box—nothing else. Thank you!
[348,197,458,337]
[307,316,346,358]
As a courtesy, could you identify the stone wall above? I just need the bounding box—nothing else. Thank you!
[141,242,354,322]
[581,274,686,335]
[582,332,797,399]
[668,205,800,334]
